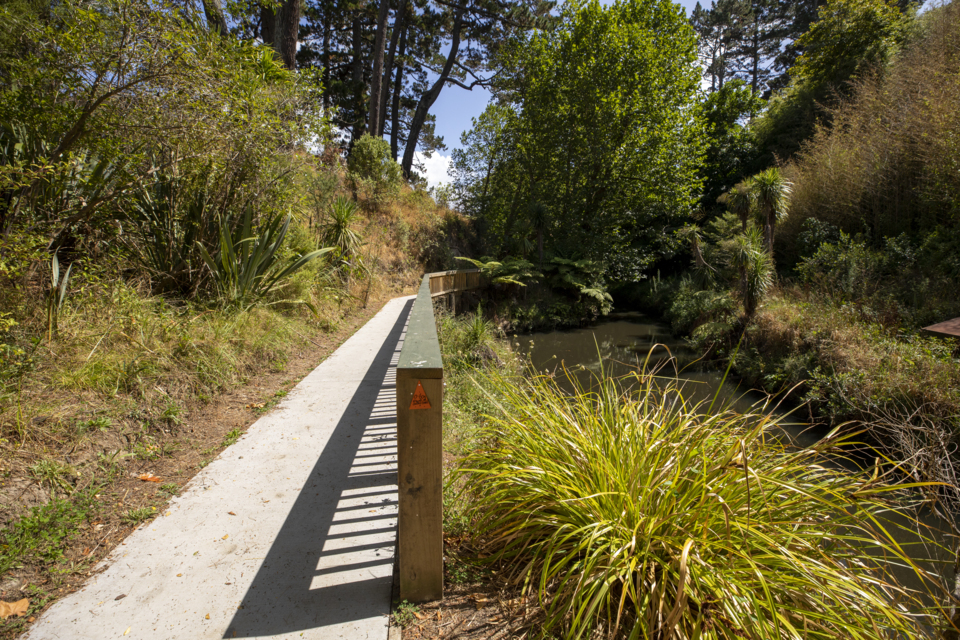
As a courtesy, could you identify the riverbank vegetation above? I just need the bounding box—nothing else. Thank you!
[424,312,952,638]
[629,0,960,518]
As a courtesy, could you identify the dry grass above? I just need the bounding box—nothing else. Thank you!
[740,288,960,516]
[0,169,467,635]
[780,1,960,250]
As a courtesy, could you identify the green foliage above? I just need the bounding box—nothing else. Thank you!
[543,257,613,314]
[750,166,792,256]
[121,507,154,525]
[455,256,540,287]
[750,0,910,165]
[731,225,774,318]
[347,134,402,202]
[125,172,227,297]
[780,2,960,251]
[0,0,327,246]
[792,231,960,326]
[391,600,421,628]
[198,207,331,308]
[28,458,78,494]
[158,483,179,497]
[699,80,763,210]
[452,0,705,281]
[319,196,364,282]
[666,276,737,336]
[0,489,98,575]
[717,179,755,232]
[437,307,503,372]
[45,254,72,341]
[458,365,943,639]
[792,0,909,87]
[221,427,243,447]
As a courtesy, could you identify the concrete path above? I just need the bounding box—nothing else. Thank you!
[25,296,415,640]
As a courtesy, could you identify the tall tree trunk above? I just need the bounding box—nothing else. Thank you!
[368,0,392,137]
[322,12,331,110]
[351,15,366,144]
[260,3,275,47]
[390,26,407,160]
[275,0,301,70]
[379,1,407,137]
[202,0,228,36]
[750,13,760,93]
[401,9,463,178]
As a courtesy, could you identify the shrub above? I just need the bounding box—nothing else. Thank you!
[458,365,944,639]
[198,207,331,309]
[347,134,402,202]
[665,276,736,336]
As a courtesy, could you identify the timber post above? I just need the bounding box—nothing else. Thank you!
[396,269,481,602]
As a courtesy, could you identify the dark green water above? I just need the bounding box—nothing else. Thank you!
[512,311,824,449]
[512,310,956,610]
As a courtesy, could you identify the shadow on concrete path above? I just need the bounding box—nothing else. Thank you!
[225,299,413,638]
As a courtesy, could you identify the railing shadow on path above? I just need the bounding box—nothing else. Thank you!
[225,298,414,638]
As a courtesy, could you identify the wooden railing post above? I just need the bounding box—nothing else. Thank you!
[397,276,444,602]
[395,269,482,602]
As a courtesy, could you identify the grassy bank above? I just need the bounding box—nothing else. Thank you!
[640,270,960,516]
[0,174,464,635]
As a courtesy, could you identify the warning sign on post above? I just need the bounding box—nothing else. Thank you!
[409,380,431,410]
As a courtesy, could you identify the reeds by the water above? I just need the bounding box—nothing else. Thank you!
[456,361,950,639]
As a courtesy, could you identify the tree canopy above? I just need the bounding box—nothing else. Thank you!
[453,0,706,281]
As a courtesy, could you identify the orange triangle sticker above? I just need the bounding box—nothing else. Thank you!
[409,380,431,410]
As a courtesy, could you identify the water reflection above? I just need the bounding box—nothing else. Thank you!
[513,311,825,449]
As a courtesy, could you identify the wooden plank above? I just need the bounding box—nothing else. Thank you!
[396,371,443,602]
[923,317,960,339]
[398,276,442,376]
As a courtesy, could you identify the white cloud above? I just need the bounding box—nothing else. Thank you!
[414,152,452,190]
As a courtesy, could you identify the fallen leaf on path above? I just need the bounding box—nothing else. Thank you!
[227,512,236,516]
[138,474,161,483]
[27,616,34,623]
[115,594,126,601]
[123,627,131,636]
[221,534,229,540]
[205,614,210,620]
[0,599,28,620]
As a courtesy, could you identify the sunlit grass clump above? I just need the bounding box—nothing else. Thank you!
[457,365,946,639]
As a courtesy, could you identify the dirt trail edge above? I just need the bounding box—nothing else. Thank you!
[24,295,415,640]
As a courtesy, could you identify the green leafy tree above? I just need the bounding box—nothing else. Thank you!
[699,79,763,211]
[347,133,402,201]
[791,0,909,87]
[458,0,706,281]
[750,0,909,165]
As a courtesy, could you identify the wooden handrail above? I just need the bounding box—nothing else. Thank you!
[395,269,483,603]
[427,268,481,297]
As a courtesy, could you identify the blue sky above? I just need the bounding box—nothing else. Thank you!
[417,0,703,187]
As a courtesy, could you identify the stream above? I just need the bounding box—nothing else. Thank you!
[512,310,956,614]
